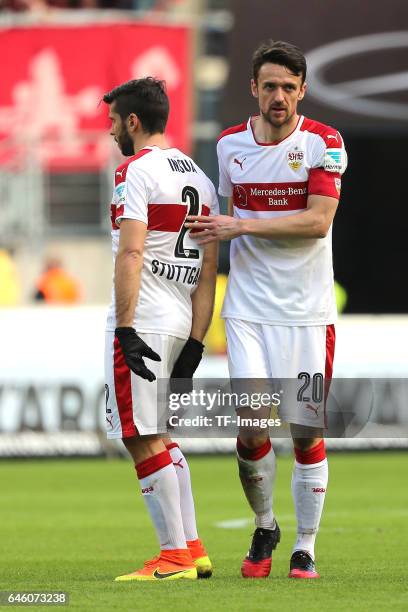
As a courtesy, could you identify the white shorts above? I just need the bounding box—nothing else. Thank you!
[104,331,185,438]
[225,319,335,428]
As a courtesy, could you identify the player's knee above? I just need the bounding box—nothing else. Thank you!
[292,437,322,452]
[122,434,165,464]
[238,432,269,449]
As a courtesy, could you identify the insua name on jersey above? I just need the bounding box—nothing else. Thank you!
[167,158,197,174]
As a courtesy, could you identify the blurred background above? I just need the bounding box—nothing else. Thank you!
[1,0,408,457]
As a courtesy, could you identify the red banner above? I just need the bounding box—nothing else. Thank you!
[0,23,191,169]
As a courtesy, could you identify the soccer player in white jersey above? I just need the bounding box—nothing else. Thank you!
[186,40,347,579]
[103,78,218,581]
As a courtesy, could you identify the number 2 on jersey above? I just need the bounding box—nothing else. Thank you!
[174,185,200,259]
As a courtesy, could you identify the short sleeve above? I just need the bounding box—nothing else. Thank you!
[309,131,347,200]
[217,140,233,197]
[116,164,149,226]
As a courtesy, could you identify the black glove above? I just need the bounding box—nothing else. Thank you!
[115,327,161,382]
[170,337,204,394]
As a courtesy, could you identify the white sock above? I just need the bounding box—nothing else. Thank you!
[236,437,276,530]
[167,443,199,542]
[292,456,328,560]
[136,450,187,551]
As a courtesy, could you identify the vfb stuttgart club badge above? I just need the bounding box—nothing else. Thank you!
[287,148,304,171]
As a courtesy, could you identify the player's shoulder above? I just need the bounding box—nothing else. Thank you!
[164,147,217,194]
[114,148,154,184]
[217,120,248,144]
[300,116,343,148]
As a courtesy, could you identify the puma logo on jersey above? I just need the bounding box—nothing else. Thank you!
[234,157,246,170]
[173,458,184,469]
[116,168,126,177]
[327,134,339,142]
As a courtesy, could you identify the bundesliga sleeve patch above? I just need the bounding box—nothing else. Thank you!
[115,182,126,204]
[324,148,347,173]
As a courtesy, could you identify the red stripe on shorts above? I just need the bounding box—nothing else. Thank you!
[113,337,137,437]
[324,324,336,428]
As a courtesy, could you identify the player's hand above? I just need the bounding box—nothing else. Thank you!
[170,337,204,394]
[115,327,161,382]
[184,214,243,245]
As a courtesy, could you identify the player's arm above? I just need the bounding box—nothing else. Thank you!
[185,194,338,244]
[115,218,146,326]
[114,218,161,381]
[240,194,338,239]
[170,242,218,391]
[190,242,218,342]
[227,197,233,216]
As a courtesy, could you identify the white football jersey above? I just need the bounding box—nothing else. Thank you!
[217,115,347,326]
[107,146,219,339]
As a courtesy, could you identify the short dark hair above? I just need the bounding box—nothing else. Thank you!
[252,40,306,84]
[103,77,169,134]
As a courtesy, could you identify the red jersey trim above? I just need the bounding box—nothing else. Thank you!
[114,148,152,187]
[300,117,342,148]
[308,168,341,200]
[250,115,302,147]
[217,121,247,143]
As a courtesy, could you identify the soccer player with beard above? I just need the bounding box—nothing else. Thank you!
[103,78,218,581]
[185,41,347,579]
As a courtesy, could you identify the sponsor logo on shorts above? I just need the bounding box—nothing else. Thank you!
[335,177,341,194]
[305,403,319,417]
[105,383,113,427]
[141,486,154,494]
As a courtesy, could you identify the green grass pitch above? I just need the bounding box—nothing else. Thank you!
[1,452,408,611]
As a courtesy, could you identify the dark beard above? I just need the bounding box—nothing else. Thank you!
[261,108,289,128]
[118,129,134,156]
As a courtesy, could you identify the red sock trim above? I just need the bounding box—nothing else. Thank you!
[165,442,179,451]
[237,437,271,461]
[136,450,172,479]
[294,440,326,465]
